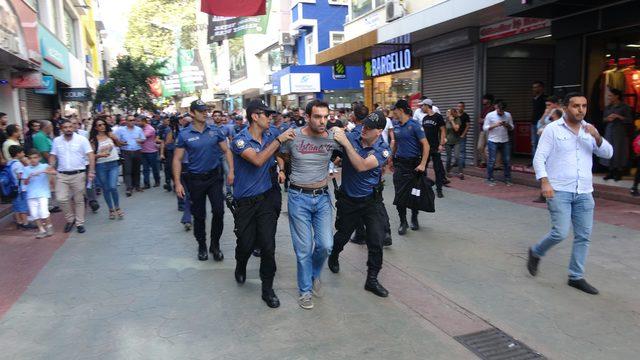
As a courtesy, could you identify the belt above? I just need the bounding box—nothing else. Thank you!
[59,169,85,175]
[289,184,329,196]
[235,192,267,207]
[187,168,220,179]
[394,157,420,165]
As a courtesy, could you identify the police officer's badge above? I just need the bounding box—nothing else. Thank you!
[236,139,245,149]
[382,150,390,158]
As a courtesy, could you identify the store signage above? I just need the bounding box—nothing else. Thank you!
[0,0,28,59]
[10,0,41,64]
[38,24,71,85]
[61,88,92,102]
[365,48,412,77]
[290,73,321,93]
[34,75,56,95]
[10,70,43,88]
[479,17,550,42]
[333,60,346,79]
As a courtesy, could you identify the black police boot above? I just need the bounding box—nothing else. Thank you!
[209,241,224,261]
[235,260,247,284]
[437,189,444,198]
[328,253,340,273]
[398,222,408,235]
[350,230,366,245]
[198,243,208,261]
[410,214,419,231]
[383,232,392,247]
[364,274,389,297]
[261,289,280,308]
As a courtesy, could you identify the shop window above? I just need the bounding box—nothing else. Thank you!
[351,0,385,20]
[268,49,282,72]
[304,33,315,65]
[330,32,345,48]
[63,9,77,56]
[328,0,349,5]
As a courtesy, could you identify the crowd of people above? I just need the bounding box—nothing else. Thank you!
[0,88,634,307]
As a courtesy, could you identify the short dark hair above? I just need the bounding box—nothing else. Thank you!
[0,112,6,118]
[609,88,623,99]
[9,145,23,158]
[563,92,586,106]
[458,101,465,106]
[495,100,507,110]
[27,149,40,157]
[546,95,560,104]
[213,110,222,116]
[353,103,369,121]
[551,109,563,119]
[6,124,19,137]
[533,81,545,87]
[482,94,495,103]
[305,99,330,116]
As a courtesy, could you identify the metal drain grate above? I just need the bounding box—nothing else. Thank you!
[454,328,546,360]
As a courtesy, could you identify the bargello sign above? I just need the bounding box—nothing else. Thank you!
[364,48,412,77]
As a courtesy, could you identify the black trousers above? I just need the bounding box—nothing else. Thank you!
[333,194,385,276]
[122,150,142,190]
[426,152,445,191]
[185,169,224,248]
[164,149,174,187]
[393,158,419,222]
[352,184,391,239]
[233,192,279,290]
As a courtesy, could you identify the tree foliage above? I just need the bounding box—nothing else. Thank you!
[124,0,197,62]
[94,56,166,112]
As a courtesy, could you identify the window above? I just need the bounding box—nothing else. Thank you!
[304,33,315,65]
[328,0,348,5]
[351,0,385,20]
[268,49,282,72]
[330,32,345,48]
[63,9,77,55]
[24,0,37,10]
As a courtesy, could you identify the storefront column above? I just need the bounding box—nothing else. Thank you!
[0,69,21,125]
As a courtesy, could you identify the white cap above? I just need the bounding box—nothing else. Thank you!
[419,98,433,106]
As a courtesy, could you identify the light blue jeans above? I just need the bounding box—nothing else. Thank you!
[532,191,595,280]
[288,190,333,295]
[95,160,120,210]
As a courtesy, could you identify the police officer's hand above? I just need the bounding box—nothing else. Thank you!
[277,128,296,143]
[415,163,426,173]
[332,127,347,146]
[175,183,186,199]
[226,172,234,186]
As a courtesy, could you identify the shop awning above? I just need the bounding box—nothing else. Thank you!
[504,0,610,19]
[315,30,377,66]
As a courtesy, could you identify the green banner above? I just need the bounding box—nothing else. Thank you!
[207,0,271,44]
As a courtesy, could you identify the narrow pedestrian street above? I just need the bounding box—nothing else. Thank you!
[1,174,638,360]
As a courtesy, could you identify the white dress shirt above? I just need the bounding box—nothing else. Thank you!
[533,118,613,194]
[50,133,93,172]
[483,110,513,143]
[382,118,394,144]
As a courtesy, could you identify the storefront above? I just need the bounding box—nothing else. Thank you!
[364,47,420,109]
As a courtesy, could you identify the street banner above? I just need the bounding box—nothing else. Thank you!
[206,0,270,43]
[201,0,265,17]
[158,48,208,97]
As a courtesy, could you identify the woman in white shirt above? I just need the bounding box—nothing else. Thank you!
[89,116,124,220]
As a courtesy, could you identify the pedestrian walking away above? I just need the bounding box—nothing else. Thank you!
[48,120,95,234]
[173,100,234,262]
[140,117,161,188]
[115,115,145,196]
[527,93,613,295]
[390,99,429,235]
[280,99,337,310]
[329,110,391,298]
[230,99,295,308]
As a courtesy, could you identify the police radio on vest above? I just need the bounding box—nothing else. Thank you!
[371,49,412,77]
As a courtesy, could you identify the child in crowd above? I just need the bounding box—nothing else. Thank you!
[21,149,56,238]
[7,145,33,230]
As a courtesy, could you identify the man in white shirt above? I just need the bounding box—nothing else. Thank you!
[49,120,95,233]
[527,93,613,295]
[482,100,514,186]
[413,98,440,122]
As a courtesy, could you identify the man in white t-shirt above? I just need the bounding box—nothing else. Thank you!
[413,98,440,122]
[482,100,514,186]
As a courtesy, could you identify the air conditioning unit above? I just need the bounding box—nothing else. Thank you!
[386,0,404,23]
[280,32,295,46]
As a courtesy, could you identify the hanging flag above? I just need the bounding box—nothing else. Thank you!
[201,0,266,17]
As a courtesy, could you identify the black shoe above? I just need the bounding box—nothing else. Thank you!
[89,200,100,213]
[568,278,599,295]
[20,223,38,230]
[443,179,451,187]
[437,189,443,198]
[210,247,224,261]
[49,206,61,213]
[252,249,262,257]
[198,245,208,261]
[76,225,86,234]
[126,190,132,197]
[527,247,540,276]
[383,232,392,247]
[153,182,160,187]
[143,185,151,190]
[364,277,389,297]
[350,235,366,245]
[96,188,102,196]
[631,188,639,197]
[328,253,340,273]
[261,289,280,308]
[410,217,419,231]
[398,222,408,235]
[63,221,75,233]
[164,184,172,191]
[235,262,246,284]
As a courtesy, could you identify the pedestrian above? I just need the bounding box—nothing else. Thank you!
[444,108,462,178]
[528,93,613,295]
[7,145,33,230]
[419,99,446,198]
[531,81,547,157]
[346,103,369,245]
[211,110,233,194]
[391,99,429,235]
[71,118,99,213]
[175,116,193,231]
[139,117,161,188]
[115,115,145,197]
[173,100,234,261]
[49,120,95,233]
[160,116,180,191]
[328,111,391,297]
[230,99,295,308]
[601,88,632,182]
[381,109,395,146]
[2,124,21,161]
[90,116,124,220]
[280,99,337,310]
[23,120,41,153]
[483,100,514,186]
[22,149,57,238]
[413,96,440,121]
[31,121,53,163]
[231,115,246,138]
[456,102,469,176]
[476,94,494,167]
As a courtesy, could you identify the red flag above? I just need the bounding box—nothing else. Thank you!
[201,0,266,17]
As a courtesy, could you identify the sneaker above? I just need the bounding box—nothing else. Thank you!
[312,278,322,298]
[298,293,314,309]
[485,179,496,186]
[505,181,513,187]
[45,225,54,237]
[35,230,47,239]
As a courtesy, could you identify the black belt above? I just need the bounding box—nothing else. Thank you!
[59,169,85,175]
[187,168,220,179]
[289,184,329,196]
[394,157,420,165]
[235,192,267,207]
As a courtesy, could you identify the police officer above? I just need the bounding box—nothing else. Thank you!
[230,99,295,308]
[328,110,391,297]
[173,100,234,261]
[390,99,429,235]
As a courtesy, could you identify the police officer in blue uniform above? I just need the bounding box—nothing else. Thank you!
[173,100,234,261]
[230,99,295,308]
[390,99,429,235]
[328,111,391,297]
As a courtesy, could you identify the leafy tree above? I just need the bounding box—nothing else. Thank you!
[94,56,166,112]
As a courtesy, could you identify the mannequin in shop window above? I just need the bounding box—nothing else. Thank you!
[601,88,632,181]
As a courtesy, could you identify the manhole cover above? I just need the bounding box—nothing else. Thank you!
[454,328,545,360]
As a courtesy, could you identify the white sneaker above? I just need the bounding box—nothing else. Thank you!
[312,278,322,298]
[45,225,54,237]
[298,293,313,309]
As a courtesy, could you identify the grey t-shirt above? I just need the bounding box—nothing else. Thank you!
[281,127,339,186]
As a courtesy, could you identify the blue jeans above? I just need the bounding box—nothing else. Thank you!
[532,191,595,280]
[457,138,466,169]
[531,124,539,156]
[288,190,333,295]
[141,151,160,186]
[95,160,120,209]
[487,141,511,181]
